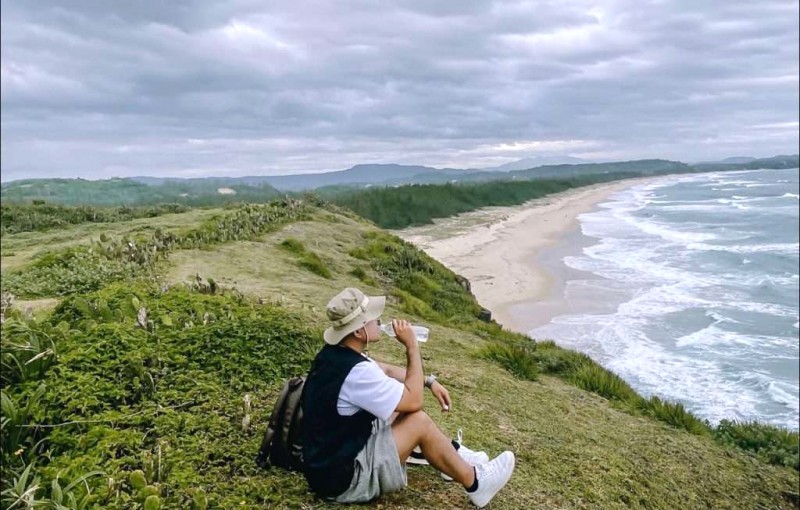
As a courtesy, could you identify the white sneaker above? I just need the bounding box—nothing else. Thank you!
[407,445,429,465]
[441,445,490,481]
[467,451,516,508]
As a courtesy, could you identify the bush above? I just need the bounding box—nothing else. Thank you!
[279,238,306,254]
[714,419,799,469]
[2,200,310,299]
[348,267,377,287]
[298,252,332,279]
[570,363,639,403]
[1,318,69,385]
[348,266,366,279]
[3,284,323,507]
[355,232,483,325]
[528,341,594,375]
[635,396,710,436]
[477,342,539,381]
[1,248,140,298]
[391,289,438,320]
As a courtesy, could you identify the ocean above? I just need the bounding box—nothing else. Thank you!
[530,168,800,430]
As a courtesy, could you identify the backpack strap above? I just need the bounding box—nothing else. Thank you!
[256,378,293,468]
[273,376,305,468]
[284,377,307,471]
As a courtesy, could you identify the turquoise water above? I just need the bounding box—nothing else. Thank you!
[531,168,800,429]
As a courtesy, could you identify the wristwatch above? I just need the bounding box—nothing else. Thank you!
[424,374,437,388]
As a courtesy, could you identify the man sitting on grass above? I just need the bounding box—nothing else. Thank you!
[302,287,516,508]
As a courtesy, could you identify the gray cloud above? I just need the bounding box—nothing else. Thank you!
[1,0,797,181]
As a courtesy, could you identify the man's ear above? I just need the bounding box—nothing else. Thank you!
[352,328,364,340]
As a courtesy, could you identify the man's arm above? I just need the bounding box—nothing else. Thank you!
[377,340,453,412]
[376,360,406,382]
[390,320,424,413]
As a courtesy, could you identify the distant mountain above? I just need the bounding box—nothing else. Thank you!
[259,164,468,191]
[130,164,470,192]
[254,158,592,190]
[693,154,799,171]
[695,156,756,165]
[480,156,589,172]
[4,155,795,206]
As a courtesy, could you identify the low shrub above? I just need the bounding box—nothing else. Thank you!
[570,363,639,403]
[279,238,305,254]
[714,419,799,469]
[354,232,484,325]
[2,200,310,299]
[636,396,710,436]
[1,248,140,298]
[391,289,438,321]
[1,317,70,385]
[298,252,332,279]
[348,267,377,287]
[528,341,594,375]
[477,342,539,381]
[3,284,323,507]
[348,266,366,279]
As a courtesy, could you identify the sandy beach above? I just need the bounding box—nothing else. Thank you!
[395,177,659,335]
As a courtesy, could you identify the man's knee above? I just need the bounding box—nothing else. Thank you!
[403,409,434,435]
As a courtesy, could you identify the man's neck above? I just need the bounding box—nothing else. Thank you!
[339,337,364,354]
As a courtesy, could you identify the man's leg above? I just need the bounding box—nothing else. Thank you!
[391,410,475,487]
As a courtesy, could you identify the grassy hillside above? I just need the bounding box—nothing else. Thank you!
[0,178,281,207]
[1,201,798,509]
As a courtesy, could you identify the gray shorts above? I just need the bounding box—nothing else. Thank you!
[334,419,408,503]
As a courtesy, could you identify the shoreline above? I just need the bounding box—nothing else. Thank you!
[395,176,660,335]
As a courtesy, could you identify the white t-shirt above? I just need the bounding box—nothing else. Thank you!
[337,359,404,421]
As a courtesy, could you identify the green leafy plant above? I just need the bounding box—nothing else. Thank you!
[1,318,67,385]
[278,238,305,254]
[1,463,43,509]
[47,469,105,510]
[348,266,377,287]
[298,252,332,279]
[1,385,48,464]
[713,419,799,469]
[570,363,639,403]
[477,342,540,381]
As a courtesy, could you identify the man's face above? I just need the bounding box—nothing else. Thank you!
[365,318,382,341]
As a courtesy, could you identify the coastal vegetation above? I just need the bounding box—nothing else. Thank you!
[1,178,280,208]
[1,203,191,235]
[329,174,629,229]
[1,189,798,507]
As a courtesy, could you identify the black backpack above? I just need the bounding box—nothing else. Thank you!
[256,376,306,471]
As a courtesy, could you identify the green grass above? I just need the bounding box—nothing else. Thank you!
[713,419,800,470]
[348,266,378,287]
[279,236,332,278]
[635,396,711,436]
[476,342,540,381]
[279,237,306,254]
[1,208,222,272]
[298,252,333,279]
[570,363,640,403]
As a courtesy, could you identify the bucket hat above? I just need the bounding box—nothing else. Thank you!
[323,287,385,345]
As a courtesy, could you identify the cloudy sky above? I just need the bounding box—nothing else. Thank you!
[1,0,798,181]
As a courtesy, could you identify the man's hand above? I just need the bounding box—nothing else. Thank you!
[430,382,452,412]
[391,319,417,349]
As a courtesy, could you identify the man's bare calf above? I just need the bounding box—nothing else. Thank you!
[391,410,476,487]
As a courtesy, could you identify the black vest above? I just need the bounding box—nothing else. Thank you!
[302,345,377,497]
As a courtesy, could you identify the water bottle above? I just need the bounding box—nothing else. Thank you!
[380,324,429,342]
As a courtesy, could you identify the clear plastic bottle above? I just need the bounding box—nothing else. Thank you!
[380,324,429,342]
